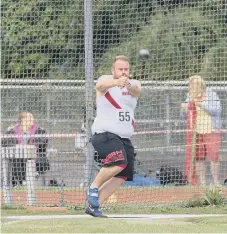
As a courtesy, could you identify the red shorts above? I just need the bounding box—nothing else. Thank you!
[195,133,221,162]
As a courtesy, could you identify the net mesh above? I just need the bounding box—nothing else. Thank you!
[1,0,227,209]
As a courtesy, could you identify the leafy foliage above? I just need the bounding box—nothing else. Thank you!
[1,0,227,80]
[185,186,226,207]
[204,186,225,206]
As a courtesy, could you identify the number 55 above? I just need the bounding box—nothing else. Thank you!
[119,111,130,122]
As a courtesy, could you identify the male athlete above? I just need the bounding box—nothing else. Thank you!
[85,55,142,217]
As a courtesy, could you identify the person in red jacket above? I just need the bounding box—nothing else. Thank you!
[1,112,49,186]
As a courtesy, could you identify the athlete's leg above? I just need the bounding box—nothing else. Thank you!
[98,138,135,204]
[90,165,124,188]
[87,132,127,209]
[99,177,126,204]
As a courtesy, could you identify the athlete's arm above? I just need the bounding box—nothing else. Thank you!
[96,75,128,95]
[126,79,142,97]
[96,75,116,93]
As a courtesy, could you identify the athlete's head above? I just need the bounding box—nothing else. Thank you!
[112,55,130,79]
[188,75,206,100]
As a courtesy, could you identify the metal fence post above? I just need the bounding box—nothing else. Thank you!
[26,159,36,205]
[84,0,94,186]
[2,155,12,204]
[165,91,171,147]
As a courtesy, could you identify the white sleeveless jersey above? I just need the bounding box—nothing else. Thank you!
[92,84,137,138]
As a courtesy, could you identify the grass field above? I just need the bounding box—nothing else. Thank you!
[2,216,227,233]
[1,205,227,233]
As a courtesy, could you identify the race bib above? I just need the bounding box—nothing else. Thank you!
[116,110,132,124]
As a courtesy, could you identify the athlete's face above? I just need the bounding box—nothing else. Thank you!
[112,60,130,79]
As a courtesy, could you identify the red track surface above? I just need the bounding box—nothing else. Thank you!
[2,187,227,207]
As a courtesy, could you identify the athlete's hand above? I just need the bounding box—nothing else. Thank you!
[115,76,128,88]
[125,80,133,88]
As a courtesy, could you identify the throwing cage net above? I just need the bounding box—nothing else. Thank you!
[1,0,227,209]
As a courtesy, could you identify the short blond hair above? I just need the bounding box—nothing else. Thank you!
[112,55,129,68]
[188,75,206,99]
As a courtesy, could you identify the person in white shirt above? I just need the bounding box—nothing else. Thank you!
[85,55,141,217]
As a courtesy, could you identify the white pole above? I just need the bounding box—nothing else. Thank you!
[26,159,36,205]
[84,0,95,186]
[2,157,12,204]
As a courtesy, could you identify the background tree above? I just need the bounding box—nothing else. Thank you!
[1,0,226,80]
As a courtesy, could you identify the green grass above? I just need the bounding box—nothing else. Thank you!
[1,215,227,233]
[2,205,227,233]
[2,204,227,216]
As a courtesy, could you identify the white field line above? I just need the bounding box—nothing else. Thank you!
[4,214,227,220]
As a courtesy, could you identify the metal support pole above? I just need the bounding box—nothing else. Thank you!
[26,159,36,205]
[84,0,94,186]
[46,86,51,123]
[2,157,12,204]
[165,92,171,147]
[1,145,37,205]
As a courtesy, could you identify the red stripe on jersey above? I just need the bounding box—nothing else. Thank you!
[131,119,136,128]
[104,91,135,128]
[105,92,121,109]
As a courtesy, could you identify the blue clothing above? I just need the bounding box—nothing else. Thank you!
[124,175,160,186]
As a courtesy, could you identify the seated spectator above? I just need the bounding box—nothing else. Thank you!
[1,112,50,186]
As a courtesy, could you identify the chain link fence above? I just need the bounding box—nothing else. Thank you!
[1,0,227,207]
